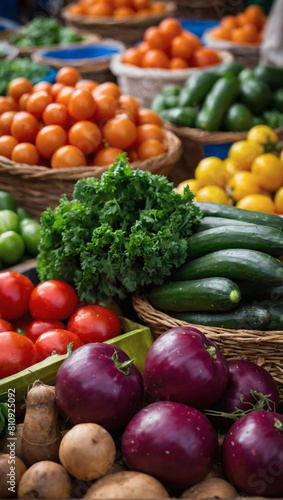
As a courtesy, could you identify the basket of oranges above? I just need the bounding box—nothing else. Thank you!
[0,67,182,220]
[110,18,234,108]
[61,0,176,47]
[203,4,267,69]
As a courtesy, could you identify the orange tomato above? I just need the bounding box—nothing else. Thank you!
[18,93,31,111]
[136,8,151,15]
[11,112,39,142]
[26,91,53,119]
[103,115,137,149]
[236,12,249,27]
[137,41,150,54]
[138,139,166,159]
[122,48,143,66]
[136,123,163,146]
[0,97,18,115]
[87,3,113,15]
[117,95,140,120]
[93,147,124,166]
[221,15,238,30]
[150,2,165,12]
[56,86,75,106]
[170,34,195,61]
[8,78,33,101]
[75,79,99,92]
[93,82,121,100]
[69,4,84,14]
[113,6,135,15]
[242,23,259,43]
[68,89,96,121]
[136,108,162,127]
[113,0,133,8]
[56,67,81,87]
[181,30,202,50]
[159,17,182,41]
[35,125,67,159]
[51,145,86,169]
[0,135,19,159]
[210,26,232,41]
[11,142,39,166]
[43,103,69,128]
[141,49,170,69]
[32,81,52,94]
[68,121,102,155]
[245,4,266,29]
[93,94,118,123]
[231,27,257,44]
[144,27,170,51]
[132,0,149,9]
[169,57,188,70]
[191,47,221,67]
[0,111,17,135]
[51,83,64,99]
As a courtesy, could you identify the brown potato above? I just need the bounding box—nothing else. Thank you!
[17,460,71,499]
[180,477,238,499]
[59,423,116,482]
[0,453,26,499]
[0,424,24,463]
[21,381,62,466]
[83,471,170,499]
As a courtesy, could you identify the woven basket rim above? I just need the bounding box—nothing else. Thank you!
[0,129,182,181]
[110,50,234,80]
[62,1,176,26]
[203,29,261,53]
[163,122,283,144]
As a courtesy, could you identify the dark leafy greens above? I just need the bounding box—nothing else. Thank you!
[37,154,202,301]
[8,17,84,48]
[0,58,49,96]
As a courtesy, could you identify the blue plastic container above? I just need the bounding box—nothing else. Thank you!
[32,66,57,84]
[204,142,232,160]
[179,18,219,40]
[41,43,123,64]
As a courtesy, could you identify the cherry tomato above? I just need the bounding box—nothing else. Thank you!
[42,103,69,128]
[67,304,122,344]
[68,89,96,121]
[26,91,53,119]
[0,271,34,320]
[35,125,67,159]
[56,67,81,87]
[11,112,39,142]
[11,312,33,334]
[8,78,33,101]
[0,318,14,332]
[0,331,39,378]
[26,319,66,343]
[29,280,79,321]
[68,121,101,155]
[35,329,84,359]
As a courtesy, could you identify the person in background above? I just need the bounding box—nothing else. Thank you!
[260,0,283,67]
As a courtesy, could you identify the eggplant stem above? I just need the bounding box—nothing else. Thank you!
[204,390,275,421]
[112,351,134,375]
[204,344,217,360]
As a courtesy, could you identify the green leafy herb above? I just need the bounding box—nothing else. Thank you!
[0,58,49,96]
[37,154,202,301]
[0,392,8,434]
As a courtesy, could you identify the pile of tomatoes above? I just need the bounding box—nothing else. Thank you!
[0,66,167,168]
[209,4,266,45]
[69,0,166,17]
[122,17,222,70]
[0,271,122,380]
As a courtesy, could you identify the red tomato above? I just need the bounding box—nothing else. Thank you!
[0,271,34,320]
[11,312,33,335]
[29,280,79,321]
[35,329,84,359]
[26,319,66,343]
[0,318,14,332]
[67,304,122,344]
[0,332,39,378]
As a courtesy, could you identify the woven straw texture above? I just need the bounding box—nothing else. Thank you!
[61,2,176,47]
[163,0,221,18]
[110,50,234,109]
[203,29,260,69]
[32,40,125,83]
[0,130,182,220]
[132,291,283,397]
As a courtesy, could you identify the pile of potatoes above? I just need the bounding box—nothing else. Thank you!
[0,381,238,499]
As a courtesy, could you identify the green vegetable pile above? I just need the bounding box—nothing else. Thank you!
[8,17,84,48]
[0,58,49,96]
[37,154,202,301]
[152,62,283,132]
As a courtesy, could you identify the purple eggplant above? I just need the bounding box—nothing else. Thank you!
[55,343,143,434]
[211,359,280,432]
[222,410,283,497]
[143,326,229,409]
[122,400,218,492]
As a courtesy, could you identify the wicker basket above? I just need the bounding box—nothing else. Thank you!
[0,130,182,220]
[162,0,223,19]
[164,123,283,186]
[110,50,234,109]
[132,290,283,397]
[61,2,177,47]
[203,29,260,69]
[32,40,125,83]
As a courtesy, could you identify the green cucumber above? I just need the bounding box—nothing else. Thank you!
[179,71,219,107]
[171,249,283,286]
[170,304,272,330]
[187,225,283,259]
[194,202,283,231]
[239,78,272,114]
[159,107,198,127]
[253,65,283,91]
[164,95,180,109]
[216,62,244,77]
[196,76,240,132]
[272,88,283,113]
[224,103,253,132]
[194,216,252,232]
[239,68,254,82]
[151,93,166,113]
[161,85,180,97]
[149,278,241,312]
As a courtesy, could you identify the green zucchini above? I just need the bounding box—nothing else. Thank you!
[238,282,283,304]
[179,71,219,107]
[265,305,283,330]
[253,65,283,91]
[170,304,272,331]
[186,225,283,259]
[159,107,198,127]
[149,278,241,312]
[194,202,283,231]
[171,249,283,286]
[216,61,244,77]
[194,216,252,232]
[196,76,240,132]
